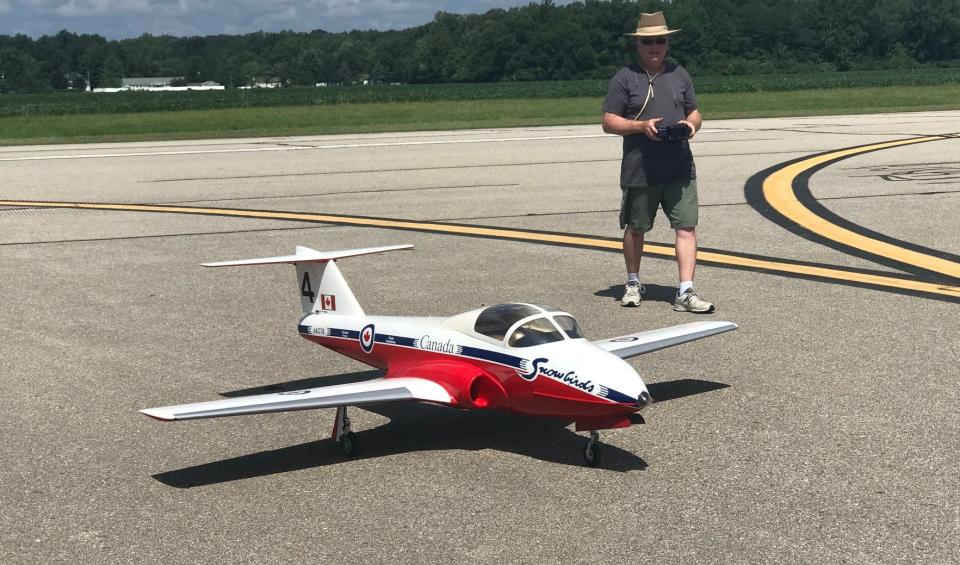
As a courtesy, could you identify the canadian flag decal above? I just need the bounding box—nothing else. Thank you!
[320,294,336,311]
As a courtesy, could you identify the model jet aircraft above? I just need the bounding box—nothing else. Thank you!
[142,244,736,467]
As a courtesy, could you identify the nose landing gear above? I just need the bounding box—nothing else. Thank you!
[583,430,602,467]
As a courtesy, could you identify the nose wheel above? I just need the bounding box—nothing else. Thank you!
[583,430,602,467]
[332,406,358,457]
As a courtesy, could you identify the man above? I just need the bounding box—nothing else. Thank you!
[602,11,715,313]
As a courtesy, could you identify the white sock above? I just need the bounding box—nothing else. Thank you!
[627,273,640,285]
[678,281,693,295]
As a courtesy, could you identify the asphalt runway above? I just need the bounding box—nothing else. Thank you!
[2,112,958,564]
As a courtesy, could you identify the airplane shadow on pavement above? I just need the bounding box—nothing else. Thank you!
[152,371,728,488]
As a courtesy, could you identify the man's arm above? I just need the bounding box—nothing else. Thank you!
[602,112,662,141]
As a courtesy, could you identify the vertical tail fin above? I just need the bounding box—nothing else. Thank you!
[296,257,363,316]
[201,244,414,315]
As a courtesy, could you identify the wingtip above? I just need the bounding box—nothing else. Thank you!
[140,408,175,422]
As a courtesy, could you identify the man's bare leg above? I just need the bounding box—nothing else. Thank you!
[623,228,645,275]
[673,227,715,312]
[621,228,645,306]
[675,227,697,283]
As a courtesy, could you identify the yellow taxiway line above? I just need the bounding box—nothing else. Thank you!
[1,199,958,300]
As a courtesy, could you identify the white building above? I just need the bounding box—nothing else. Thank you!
[91,77,225,92]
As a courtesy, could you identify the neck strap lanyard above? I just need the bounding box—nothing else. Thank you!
[634,69,660,120]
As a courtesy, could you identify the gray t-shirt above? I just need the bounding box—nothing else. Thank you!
[602,62,698,187]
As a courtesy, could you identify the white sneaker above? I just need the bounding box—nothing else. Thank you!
[674,289,715,313]
[621,282,643,307]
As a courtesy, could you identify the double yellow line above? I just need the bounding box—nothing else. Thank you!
[763,135,960,279]
[2,135,958,300]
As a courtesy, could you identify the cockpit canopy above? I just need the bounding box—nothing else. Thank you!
[472,303,584,347]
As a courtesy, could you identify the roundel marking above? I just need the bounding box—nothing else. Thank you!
[360,323,375,353]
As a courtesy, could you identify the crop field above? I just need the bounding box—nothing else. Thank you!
[1,68,959,118]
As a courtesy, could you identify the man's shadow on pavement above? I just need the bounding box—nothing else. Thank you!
[595,283,676,305]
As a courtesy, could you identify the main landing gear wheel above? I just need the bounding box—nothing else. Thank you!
[338,432,358,457]
[583,431,602,467]
[333,406,358,457]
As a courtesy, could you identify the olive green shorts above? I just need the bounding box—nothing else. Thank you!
[619,178,699,232]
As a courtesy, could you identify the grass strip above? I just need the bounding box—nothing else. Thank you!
[4,69,960,118]
[1,85,958,146]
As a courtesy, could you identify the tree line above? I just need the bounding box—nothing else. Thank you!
[1,0,958,93]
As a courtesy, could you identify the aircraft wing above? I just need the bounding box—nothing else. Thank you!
[140,377,453,422]
[594,321,737,360]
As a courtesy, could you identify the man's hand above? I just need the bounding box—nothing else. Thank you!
[680,109,702,140]
[678,119,696,140]
[641,117,663,141]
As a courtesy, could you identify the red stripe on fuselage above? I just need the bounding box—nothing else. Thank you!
[301,333,638,420]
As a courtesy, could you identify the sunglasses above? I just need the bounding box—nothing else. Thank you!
[639,38,668,45]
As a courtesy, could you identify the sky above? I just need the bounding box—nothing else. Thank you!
[0,0,579,40]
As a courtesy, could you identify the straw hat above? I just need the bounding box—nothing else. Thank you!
[624,11,680,37]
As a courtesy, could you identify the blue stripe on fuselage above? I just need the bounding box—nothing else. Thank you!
[458,345,525,369]
[375,334,417,347]
[299,326,631,403]
[603,387,637,404]
[300,326,525,369]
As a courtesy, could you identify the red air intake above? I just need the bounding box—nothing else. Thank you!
[467,374,507,409]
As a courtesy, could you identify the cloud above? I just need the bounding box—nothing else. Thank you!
[54,0,151,17]
[0,0,577,39]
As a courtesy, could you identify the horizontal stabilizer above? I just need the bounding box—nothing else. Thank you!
[140,377,452,421]
[201,244,414,267]
[594,321,737,360]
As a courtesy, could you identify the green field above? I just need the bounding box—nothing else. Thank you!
[1,83,959,146]
[3,69,960,118]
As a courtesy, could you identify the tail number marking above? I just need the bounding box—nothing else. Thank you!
[301,272,315,302]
